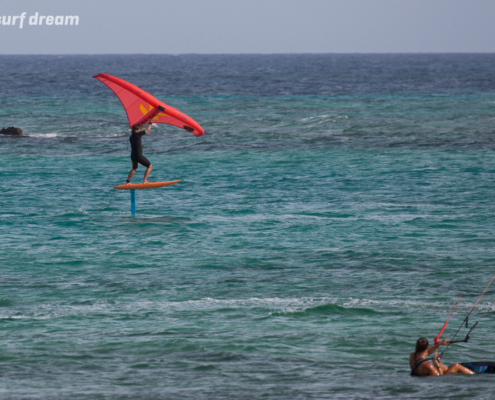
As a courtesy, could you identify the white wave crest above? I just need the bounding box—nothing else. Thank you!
[27,133,61,138]
[4,296,489,321]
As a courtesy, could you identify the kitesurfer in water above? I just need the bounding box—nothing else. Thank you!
[409,338,474,376]
[126,122,153,184]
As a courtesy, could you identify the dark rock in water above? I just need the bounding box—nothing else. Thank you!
[0,126,24,136]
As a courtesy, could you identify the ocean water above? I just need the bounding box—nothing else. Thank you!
[1,54,495,399]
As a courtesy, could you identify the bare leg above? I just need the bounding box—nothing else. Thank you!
[126,167,137,184]
[143,164,152,184]
[444,363,475,375]
[437,363,448,374]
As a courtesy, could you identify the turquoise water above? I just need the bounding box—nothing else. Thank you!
[1,55,495,399]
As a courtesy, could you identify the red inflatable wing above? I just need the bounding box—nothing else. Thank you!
[93,73,204,137]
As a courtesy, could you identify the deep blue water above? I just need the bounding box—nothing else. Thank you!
[1,54,495,399]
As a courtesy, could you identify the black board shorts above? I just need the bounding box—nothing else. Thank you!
[131,154,151,168]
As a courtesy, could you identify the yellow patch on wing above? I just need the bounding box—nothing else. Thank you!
[139,104,154,115]
[139,104,172,121]
[153,112,171,121]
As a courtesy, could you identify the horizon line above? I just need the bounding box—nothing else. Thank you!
[1,51,495,56]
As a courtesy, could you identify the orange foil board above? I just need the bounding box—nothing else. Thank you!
[114,180,180,190]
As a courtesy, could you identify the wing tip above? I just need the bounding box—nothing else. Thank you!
[93,72,109,79]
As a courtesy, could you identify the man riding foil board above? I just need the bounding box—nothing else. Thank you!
[93,73,205,187]
[125,122,153,185]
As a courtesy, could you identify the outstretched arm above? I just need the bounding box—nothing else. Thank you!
[427,339,449,355]
[144,122,153,134]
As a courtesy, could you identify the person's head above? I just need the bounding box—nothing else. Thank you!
[415,338,429,355]
[132,124,143,133]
